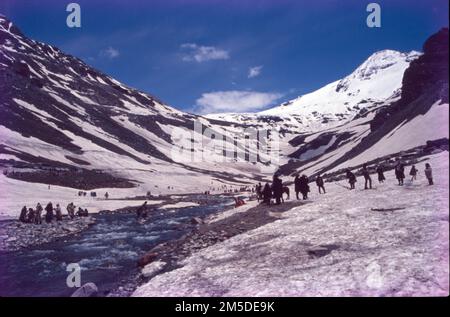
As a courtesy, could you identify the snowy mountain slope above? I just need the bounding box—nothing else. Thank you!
[209,28,448,179]
[262,50,420,118]
[290,28,449,177]
[133,151,449,296]
[0,15,274,198]
[207,49,421,132]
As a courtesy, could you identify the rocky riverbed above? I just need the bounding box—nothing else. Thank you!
[0,216,96,252]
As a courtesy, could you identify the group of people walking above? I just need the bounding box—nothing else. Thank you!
[19,202,89,224]
[253,161,435,206]
[255,173,326,206]
[255,175,286,205]
[347,161,434,190]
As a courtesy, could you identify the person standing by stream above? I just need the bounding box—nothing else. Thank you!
[45,202,54,223]
[136,201,148,219]
[19,206,27,223]
[35,203,43,225]
[55,204,63,221]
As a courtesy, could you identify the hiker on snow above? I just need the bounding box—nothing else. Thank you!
[362,164,372,189]
[271,175,283,205]
[35,203,43,224]
[424,163,433,185]
[376,164,385,183]
[409,165,418,181]
[299,175,310,200]
[45,202,54,223]
[395,161,405,185]
[346,169,357,189]
[19,206,28,223]
[262,183,272,205]
[315,174,326,194]
[256,182,263,201]
[294,175,301,200]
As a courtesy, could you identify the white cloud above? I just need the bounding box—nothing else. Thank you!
[100,46,120,59]
[248,65,263,78]
[181,43,229,62]
[195,90,283,114]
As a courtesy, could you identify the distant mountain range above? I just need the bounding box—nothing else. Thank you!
[0,14,448,191]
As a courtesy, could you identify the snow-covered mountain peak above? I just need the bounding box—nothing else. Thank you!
[332,49,421,96]
[350,49,421,82]
[256,49,421,126]
[207,49,422,133]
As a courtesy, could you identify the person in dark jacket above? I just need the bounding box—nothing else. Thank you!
[256,182,263,201]
[362,164,372,189]
[27,208,35,223]
[76,207,84,217]
[19,206,28,223]
[395,161,405,185]
[376,165,385,183]
[35,203,43,224]
[294,175,301,200]
[424,163,433,185]
[45,202,54,223]
[409,165,418,181]
[262,182,272,205]
[299,175,310,200]
[67,202,75,219]
[271,175,283,205]
[136,201,148,219]
[346,169,357,189]
[315,174,326,194]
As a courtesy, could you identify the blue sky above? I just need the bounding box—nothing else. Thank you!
[1,0,448,113]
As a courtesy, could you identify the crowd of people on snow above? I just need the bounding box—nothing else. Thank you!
[252,161,434,206]
[254,173,326,206]
[18,201,90,224]
[16,160,435,221]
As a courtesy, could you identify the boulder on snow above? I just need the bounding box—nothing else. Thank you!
[137,251,158,267]
[307,244,340,258]
[71,282,98,297]
[62,225,79,233]
[141,261,166,278]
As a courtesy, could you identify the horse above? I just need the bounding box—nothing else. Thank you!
[281,186,290,202]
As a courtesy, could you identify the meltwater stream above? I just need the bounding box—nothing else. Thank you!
[0,196,232,297]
